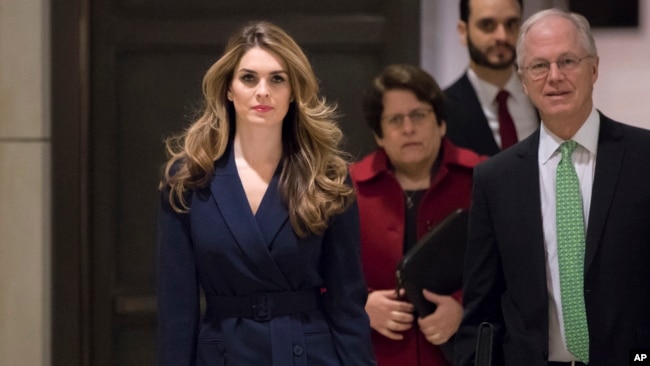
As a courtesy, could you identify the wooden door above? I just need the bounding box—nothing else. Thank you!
[52,1,420,365]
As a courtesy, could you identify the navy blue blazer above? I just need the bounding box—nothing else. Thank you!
[157,145,375,365]
[445,73,502,156]
[455,113,650,366]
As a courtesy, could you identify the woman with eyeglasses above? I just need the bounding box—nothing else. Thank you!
[349,64,487,366]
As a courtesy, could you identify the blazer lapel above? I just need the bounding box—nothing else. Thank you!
[585,114,624,272]
[254,164,290,246]
[211,149,290,288]
[514,131,548,283]
[456,74,501,155]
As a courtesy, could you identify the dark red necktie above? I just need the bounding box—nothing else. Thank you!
[496,90,518,149]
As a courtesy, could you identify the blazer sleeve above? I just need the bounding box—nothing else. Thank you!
[156,188,200,366]
[320,199,377,365]
[454,166,506,366]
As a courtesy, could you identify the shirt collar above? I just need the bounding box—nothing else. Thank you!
[466,67,523,105]
[539,108,600,165]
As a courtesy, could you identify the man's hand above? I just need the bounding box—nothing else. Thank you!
[417,289,463,345]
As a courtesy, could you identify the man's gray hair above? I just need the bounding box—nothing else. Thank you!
[516,8,598,68]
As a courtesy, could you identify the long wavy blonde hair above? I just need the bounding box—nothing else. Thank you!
[160,21,354,237]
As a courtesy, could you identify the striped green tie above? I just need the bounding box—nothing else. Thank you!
[556,140,589,363]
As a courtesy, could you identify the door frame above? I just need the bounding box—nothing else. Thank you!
[51,0,92,364]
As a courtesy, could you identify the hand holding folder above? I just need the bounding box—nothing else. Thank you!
[395,208,468,317]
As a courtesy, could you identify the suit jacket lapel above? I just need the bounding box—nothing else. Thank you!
[254,163,289,245]
[211,148,290,288]
[456,74,501,155]
[585,114,624,272]
[514,131,548,285]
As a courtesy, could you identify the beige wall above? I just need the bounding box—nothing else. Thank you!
[0,0,51,365]
[592,0,650,130]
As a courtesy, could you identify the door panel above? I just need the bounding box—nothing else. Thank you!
[52,1,420,365]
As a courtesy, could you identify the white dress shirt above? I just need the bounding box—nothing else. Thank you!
[466,68,538,148]
[538,108,599,361]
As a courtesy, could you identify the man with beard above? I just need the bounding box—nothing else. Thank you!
[445,0,538,156]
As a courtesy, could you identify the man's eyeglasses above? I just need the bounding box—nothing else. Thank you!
[381,108,433,129]
[521,55,595,80]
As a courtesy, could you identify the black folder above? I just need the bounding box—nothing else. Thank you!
[396,208,468,317]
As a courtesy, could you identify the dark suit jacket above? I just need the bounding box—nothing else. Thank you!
[157,145,375,365]
[445,73,502,156]
[455,113,650,366]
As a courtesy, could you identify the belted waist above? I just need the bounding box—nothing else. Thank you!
[206,288,321,321]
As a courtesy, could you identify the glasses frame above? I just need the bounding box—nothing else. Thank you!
[381,108,434,129]
[521,54,595,81]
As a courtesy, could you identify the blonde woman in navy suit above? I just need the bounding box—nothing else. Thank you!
[157,21,375,366]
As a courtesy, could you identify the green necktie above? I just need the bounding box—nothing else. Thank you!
[556,140,589,363]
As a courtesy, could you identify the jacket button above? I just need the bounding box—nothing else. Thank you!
[293,345,303,356]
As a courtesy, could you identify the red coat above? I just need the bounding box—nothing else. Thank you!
[350,139,486,366]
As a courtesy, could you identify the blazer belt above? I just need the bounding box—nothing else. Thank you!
[206,288,321,321]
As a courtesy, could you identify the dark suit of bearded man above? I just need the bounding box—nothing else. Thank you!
[445,73,539,157]
[445,74,502,156]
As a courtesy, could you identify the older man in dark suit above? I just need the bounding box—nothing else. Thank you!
[455,8,650,366]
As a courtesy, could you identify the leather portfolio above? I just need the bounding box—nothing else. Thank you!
[396,208,468,316]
